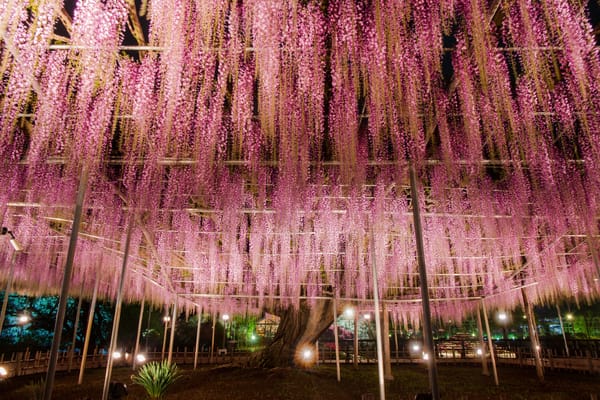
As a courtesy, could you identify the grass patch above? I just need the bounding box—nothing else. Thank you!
[0,363,598,399]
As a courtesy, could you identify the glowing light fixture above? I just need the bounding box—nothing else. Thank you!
[135,353,146,363]
[302,348,313,361]
[18,314,31,324]
[0,366,7,377]
[422,352,429,361]
[112,351,122,360]
[222,314,230,321]
[497,312,507,321]
[566,313,574,321]
[411,343,421,352]
[476,348,483,356]
[163,316,171,323]
[363,313,371,320]
[343,307,355,319]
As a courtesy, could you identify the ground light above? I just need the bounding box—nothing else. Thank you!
[112,351,122,360]
[135,354,146,363]
[18,314,31,324]
[343,306,355,319]
[298,345,315,367]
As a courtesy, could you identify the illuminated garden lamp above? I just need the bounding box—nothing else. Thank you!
[343,306,355,319]
[18,314,31,324]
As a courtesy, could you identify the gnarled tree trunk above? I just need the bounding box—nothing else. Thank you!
[251,299,333,368]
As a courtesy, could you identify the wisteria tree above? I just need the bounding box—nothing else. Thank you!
[0,0,599,368]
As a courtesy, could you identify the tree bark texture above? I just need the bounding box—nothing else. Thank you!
[251,299,333,368]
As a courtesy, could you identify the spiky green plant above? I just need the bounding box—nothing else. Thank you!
[131,361,181,399]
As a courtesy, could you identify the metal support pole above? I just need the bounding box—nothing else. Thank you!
[102,221,134,400]
[167,296,178,364]
[0,253,17,334]
[332,294,341,382]
[370,229,386,400]
[68,292,84,372]
[210,310,217,363]
[132,298,145,370]
[556,304,570,357]
[393,318,400,363]
[409,164,440,400]
[586,235,600,278]
[44,167,88,400]
[79,275,99,384]
[161,305,170,359]
[194,310,202,369]
[382,304,393,380]
[476,306,490,376]
[481,298,499,386]
[522,289,544,381]
[353,311,359,369]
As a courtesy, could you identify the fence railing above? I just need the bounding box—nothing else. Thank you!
[1,339,599,378]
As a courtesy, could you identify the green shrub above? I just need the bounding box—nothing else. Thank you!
[131,361,181,399]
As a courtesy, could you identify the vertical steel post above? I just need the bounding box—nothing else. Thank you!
[210,310,216,363]
[556,304,570,357]
[194,310,202,369]
[0,252,17,334]
[68,292,84,372]
[353,311,359,368]
[167,296,178,364]
[44,167,88,400]
[481,298,499,386]
[132,298,145,370]
[332,294,341,382]
[370,229,386,400]
[393,317,400,362]
[476,305,490,376]
[522,288,544,381]
[161,304,170,359]
[382,304,393,380]
[409,164,440,400]
[102,221,134,400]
[78,274,99,384]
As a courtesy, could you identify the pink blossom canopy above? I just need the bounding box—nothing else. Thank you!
[0,0,599,323]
